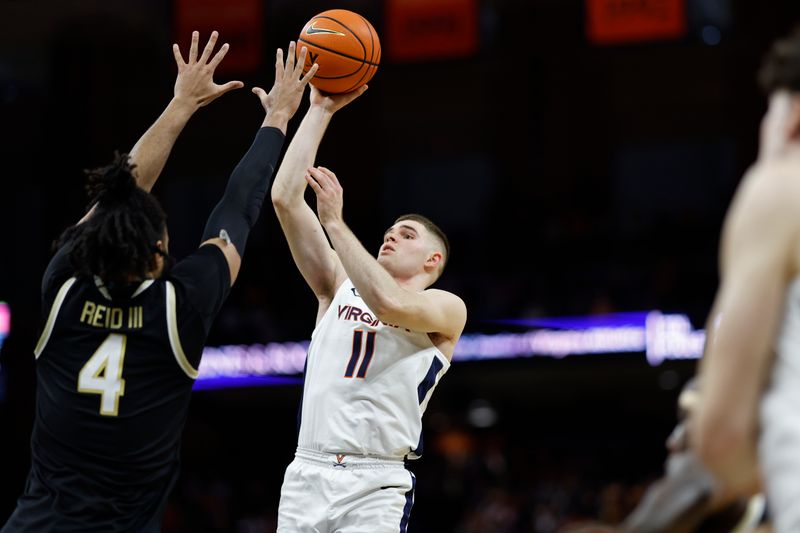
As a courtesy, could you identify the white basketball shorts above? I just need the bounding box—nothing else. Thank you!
[277,448,416,533]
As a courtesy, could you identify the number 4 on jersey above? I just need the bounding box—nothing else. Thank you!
[78,333,127,416]
[344,330,376,379]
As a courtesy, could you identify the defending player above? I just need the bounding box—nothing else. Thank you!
[1,34,316,532]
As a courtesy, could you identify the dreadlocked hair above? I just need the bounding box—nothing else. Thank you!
[57,152,167,284]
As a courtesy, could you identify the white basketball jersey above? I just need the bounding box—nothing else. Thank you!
[760,277,800,531]
[297,279,450,459]
[770,278,800,384]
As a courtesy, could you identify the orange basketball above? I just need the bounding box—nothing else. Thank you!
[298,9,381,94]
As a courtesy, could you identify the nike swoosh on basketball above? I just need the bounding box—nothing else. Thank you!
[307,21,345,36]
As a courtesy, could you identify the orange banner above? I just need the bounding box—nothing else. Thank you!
[174,0,262,73]
[386,0,479,62]
[586,0,686,44]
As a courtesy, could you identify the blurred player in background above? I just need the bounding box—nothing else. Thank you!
[1,34,316,532]
[563,377,768,533]
[691,25,800,533]
[271,85,467,532]
[622,377,768,533]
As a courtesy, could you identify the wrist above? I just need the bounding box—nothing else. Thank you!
[322,216,346,233]
[262,110,291,133]
[308,104,335,119]
[168,96,200,117]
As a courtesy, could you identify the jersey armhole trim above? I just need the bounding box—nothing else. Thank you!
[165,281,199,379]
[34,277,77,359]
[132,279,155,298]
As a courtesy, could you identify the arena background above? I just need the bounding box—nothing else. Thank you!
[1,0,799,531]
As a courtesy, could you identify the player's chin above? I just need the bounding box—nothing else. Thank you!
[376,254,395,270]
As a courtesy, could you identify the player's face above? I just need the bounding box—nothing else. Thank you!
[377,220,438,276]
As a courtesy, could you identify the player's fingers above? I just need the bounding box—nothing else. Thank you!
[285,41,296,73]
[188,31,199,63]
[344,85,368,105]
[252,87,267,100]
[274,48,284,81]
[316,166,336,180]
[319,167,342,188]
[300,63,319,85]
[307,167,328,185]
[216,80,244,96]
[295,46,308,78]
[199,31,219,64]
[208,42,230,70]
[304,173,322,192]
[172,44,186,68]
[311,167,337,189]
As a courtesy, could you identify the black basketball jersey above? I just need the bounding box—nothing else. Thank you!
[2,243,230,533]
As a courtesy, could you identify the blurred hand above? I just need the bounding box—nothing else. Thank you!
[309,84,368,114]
[252,42,318,121]
[172,30,244,109]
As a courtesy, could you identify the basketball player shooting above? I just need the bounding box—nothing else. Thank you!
[271,84,467,532]
[1,35,315,532]
[691,26,800,533]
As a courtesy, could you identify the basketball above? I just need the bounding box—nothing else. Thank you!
[298,9,381,94]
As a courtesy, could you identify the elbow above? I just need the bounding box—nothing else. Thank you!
[371,294,406,324]
[271,188,290,212]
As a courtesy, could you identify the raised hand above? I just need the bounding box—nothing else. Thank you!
[172,30,244,109]
[309,84,368,115]
[252,42,319,124]
[305,166,345,227]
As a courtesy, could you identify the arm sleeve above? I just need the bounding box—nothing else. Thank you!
[201,126,286,256]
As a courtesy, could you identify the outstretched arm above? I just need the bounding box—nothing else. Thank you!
[75,31,239,227]
[271,86,366,307]
[306,166,467,344]
[200,42,317,285]
[130,30,243,192]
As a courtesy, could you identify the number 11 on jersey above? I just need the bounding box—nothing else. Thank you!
[344,330,376,379]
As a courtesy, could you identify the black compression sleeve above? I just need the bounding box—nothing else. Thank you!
[201,126,285,255]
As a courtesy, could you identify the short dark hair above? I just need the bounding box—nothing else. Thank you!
[759,26,800,94]
[394,213,451,272]
[57,153,167,284]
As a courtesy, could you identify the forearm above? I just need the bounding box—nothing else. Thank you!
[271,106,333,205]
[129,98,197,192]
[324,219,404,314]
[202,127,286,254]
[693,297,770,491]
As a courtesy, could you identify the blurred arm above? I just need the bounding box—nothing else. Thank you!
[691,167,797,495]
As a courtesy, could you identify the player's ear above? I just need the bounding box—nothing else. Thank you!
[152,240,166,275]
[424,251,443,271]
[788,95,800,140]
